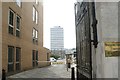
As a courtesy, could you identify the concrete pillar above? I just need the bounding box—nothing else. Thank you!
[0,1,2,80]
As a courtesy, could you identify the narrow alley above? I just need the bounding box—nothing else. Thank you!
[7,61,76,80]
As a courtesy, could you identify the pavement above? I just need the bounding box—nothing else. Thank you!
[7,61,76,79]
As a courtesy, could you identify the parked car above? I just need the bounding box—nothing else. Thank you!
[50,57,57,62]
[57,58,62,60]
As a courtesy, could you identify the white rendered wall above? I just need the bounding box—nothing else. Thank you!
[96,2,119,78]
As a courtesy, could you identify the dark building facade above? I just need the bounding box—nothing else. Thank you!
[75,1,98,79]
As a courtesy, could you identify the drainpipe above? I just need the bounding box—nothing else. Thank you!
[0,1,2,80]
[91,1,98,80]
[91,1,98,48]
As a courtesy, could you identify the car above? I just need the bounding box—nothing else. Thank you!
[50,57,57,62]
[57,58,62,60]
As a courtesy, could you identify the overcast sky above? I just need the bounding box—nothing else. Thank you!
[43,0,76,49]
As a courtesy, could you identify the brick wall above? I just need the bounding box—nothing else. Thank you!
[2,2,44,73]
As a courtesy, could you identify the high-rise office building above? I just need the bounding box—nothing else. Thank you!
[50,26,65,58]
[50,26,64,50]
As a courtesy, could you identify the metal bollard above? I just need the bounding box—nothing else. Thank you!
[71,67,75,80]
[2,69,6,80]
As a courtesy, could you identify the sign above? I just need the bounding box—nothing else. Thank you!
[105,42,120,57]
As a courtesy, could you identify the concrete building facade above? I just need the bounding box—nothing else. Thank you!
[1,1,46,75]
[50,26,65,58]
[50,26,64,50]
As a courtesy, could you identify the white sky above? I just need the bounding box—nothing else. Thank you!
[43,0,76,49]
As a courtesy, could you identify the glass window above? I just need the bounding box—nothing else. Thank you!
[16,0,21,7]
[9,26,14,35]
[33,6,35,21]
[16,63,20,71]
[8,46,14,72]
[33,6,38,24]
[16,29,20,37]
[16,15,21,37]
[32,28,36,38]
[35,30,38,39]
[36,11,38,24]
[9,10,14,26]
[16,47,20,62]
[35,0,38,4]
[8,64,14,72]
[32,50,35,67]
[8,9,14,35]
[16,15,20,30]
[36,51,38,60]
[32,28,38,44]
[8,46,14,62]
[32,50,35,60]
[16,47,21,71]
[36,51,38,66]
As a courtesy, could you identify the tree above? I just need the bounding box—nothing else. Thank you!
[50,54,60,60]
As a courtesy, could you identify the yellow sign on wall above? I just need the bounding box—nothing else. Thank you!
[105,42,120,57]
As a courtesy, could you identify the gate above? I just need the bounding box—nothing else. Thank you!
[75,2,98,80]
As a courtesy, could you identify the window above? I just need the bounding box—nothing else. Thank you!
[32,50,38,67]
[16,0,21,7]
[8,46,21,72]
[35,0,38,5]
[33,6,35,21]
[16,15,21,37]
[32,28,36,38]
[33,6,38,24]
[16,47,21,71]
[16,48,20,62]
[8,46,14,72]
[32,28,38,44]
[8,9,14,35]
[36,11,38,24]
[35,30,38,39]
[8,9,21,36]
[35,30,38,44]
[32,28,36,43]
[32,50,35,67]
[36,51,38,66]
